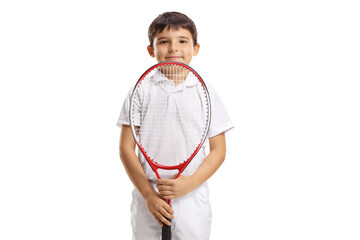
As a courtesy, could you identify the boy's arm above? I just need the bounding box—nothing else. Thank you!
[119,125,174,226]
[157,132,226,199]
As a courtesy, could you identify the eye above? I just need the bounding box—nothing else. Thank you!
[159,40,168,44]
[180,40,187,44]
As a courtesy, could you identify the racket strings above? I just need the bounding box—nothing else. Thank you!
[131,64,210,167]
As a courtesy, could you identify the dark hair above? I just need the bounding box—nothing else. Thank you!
[148,12,198,47]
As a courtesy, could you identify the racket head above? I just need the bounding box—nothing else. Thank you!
[129,61,211,176]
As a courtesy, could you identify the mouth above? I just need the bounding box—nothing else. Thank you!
[165,56,183,59]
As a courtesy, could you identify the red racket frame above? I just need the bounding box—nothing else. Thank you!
[130,61,211,183]
[129,62,211,239]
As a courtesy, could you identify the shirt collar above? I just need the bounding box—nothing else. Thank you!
[152,69,169,84]
[152,69,197,88]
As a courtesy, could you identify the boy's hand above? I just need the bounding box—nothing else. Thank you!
[144,192,174,227]
[157,175,195,200]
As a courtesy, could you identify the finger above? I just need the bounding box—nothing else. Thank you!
[157,179,175,186]
[163,202,175,215]
[157,185,173,191]
[160,207,174,221]
[159,191,174,199]
[151,212,163,227]
[156,211,172,226]
[161,194,175,200]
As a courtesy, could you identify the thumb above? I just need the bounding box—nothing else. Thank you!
[170,173,179,179]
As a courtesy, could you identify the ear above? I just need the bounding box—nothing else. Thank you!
[147,45,155,58]
[193,43,200,56]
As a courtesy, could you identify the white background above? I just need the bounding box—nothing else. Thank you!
[1,0,359,239]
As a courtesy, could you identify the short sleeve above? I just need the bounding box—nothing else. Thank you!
[116,89,132,128]
[206,82,234,138]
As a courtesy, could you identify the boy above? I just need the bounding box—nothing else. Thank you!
[117,12,233,240]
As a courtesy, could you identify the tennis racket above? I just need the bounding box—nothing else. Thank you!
[129,61,211,240]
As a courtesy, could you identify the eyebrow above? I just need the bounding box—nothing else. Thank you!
[157,36,191,40]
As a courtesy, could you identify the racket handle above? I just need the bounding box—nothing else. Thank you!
[162,219,171,240]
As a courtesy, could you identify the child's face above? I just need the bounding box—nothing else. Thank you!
[147,27,200,65]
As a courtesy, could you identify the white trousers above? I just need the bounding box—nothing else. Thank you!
[130,182,212,240]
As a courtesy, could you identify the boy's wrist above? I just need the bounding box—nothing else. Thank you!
[142,186,158,201]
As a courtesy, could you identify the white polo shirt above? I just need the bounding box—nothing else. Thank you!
[117,74,233,180]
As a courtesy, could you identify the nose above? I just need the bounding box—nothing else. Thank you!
[168,42,178,53]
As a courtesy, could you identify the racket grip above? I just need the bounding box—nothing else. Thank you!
[162,219,171,240]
